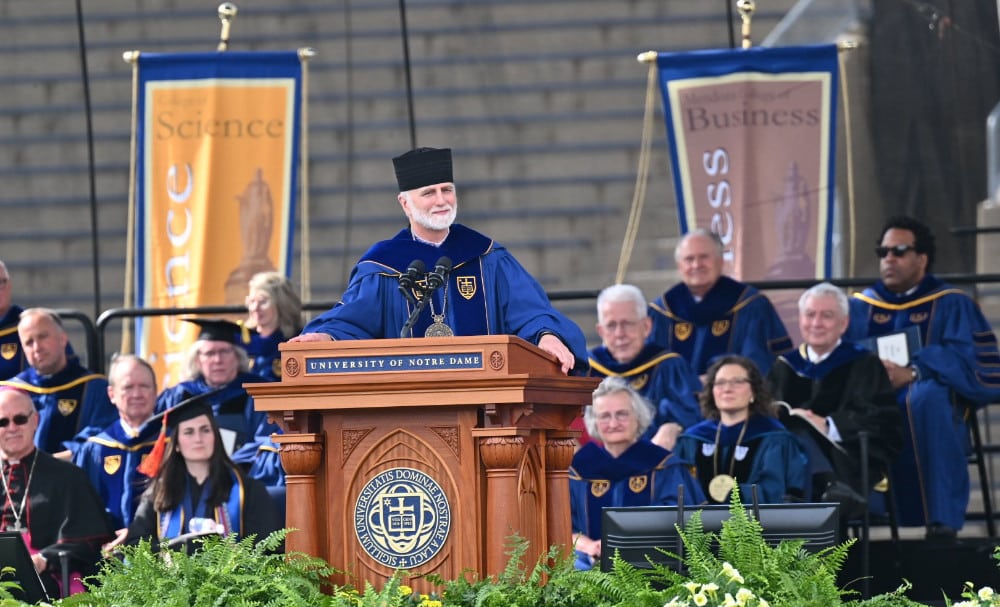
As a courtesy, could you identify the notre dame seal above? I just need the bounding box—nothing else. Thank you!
[355,468,451,569]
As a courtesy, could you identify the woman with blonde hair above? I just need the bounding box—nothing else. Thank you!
[244,272,303,382]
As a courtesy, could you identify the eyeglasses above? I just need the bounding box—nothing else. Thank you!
[596,410,634,424]
[245,296,272,309]
[0,412,33,428]
[198,347,235,359]
[713,378,751,388]
[875,244,916,259]
[601,320,640,332]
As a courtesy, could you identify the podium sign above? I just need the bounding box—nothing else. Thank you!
[245,335,597,592]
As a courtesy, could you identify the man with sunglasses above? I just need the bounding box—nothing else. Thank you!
[0,387,111,597]
[846,215,1000,539]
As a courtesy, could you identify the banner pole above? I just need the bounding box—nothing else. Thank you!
[299,48,316,302]
[121,51,141,355]
[737,0,755,49]
[217,3,238,52]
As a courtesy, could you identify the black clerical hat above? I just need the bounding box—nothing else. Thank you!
[183,318,244,344]
[137,390,220,477]
[392,147,453,191]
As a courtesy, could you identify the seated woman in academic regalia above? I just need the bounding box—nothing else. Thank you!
[113,393,279,552]
[569,377,704,570]
[674,355,808,506]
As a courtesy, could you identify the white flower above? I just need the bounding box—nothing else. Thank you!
[979,586,996,601]
[757,600,770,607]
[736,587,755,603]
[663,599,688,607]
[721,562,744,584]
[722,592,738,607]
[693,592,708,606]
[684,582,701,595]
[702,582,720,594]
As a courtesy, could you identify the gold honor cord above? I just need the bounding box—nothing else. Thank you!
[616,54,658,284]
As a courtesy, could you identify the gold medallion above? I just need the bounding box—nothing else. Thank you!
[708,474,736,502]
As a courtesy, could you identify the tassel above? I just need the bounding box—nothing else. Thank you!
[137,412,169,478]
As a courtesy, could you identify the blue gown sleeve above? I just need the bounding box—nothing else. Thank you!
[302,264,399,340]
[61,380,116,456]
[653,458,705,505]
[648,359,703,430]
[484,250,588,366]
[913,295,1000,405]
[741,433,808,503]
[730,296,792,376]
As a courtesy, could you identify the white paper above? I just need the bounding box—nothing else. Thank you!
[218,428,238,456]
[876,332,910,366]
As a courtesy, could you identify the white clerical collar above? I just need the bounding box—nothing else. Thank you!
[806,340,841,363]
[412,230,448,247]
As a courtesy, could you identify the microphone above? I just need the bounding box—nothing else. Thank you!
[398,259,425,292]
[398,259,425,308]
[426,256,453,291]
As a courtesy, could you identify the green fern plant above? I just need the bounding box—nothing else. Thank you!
[75,529,339,607]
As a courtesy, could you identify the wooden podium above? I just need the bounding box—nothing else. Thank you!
[244,335,598,591]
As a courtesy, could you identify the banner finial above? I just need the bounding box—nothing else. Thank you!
[737,0,755,49]
[218,3,238,51]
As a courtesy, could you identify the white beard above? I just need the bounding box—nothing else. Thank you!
[410,204,457,232]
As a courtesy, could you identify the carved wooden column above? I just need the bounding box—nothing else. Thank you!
[475,428,529,574]
[544,430,577,553]
[273,433,324,556]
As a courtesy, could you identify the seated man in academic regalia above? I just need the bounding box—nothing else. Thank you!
[156,319,280,483]
[579,283,702,450]
[648,229,793,378]
[0,387,111,597]
[767,282,902,519]
[0,308,116,458]
[289,147,588,375]
[846,216,1000,539]
[74,354,160,535]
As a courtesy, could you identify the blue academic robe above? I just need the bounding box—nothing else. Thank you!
[73,420,160,529]
[648,276,793,376]
[0,361,116,455]
[244,329,288,382]
[569,440,704,569]
[0,305,25,380]
[156,373,278,465]
[588,344,703,433]
[674,415,808,505]
[846,275,1000,529]
[302,224,588,370]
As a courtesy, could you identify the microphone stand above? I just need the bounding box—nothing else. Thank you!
[400,289,433,338]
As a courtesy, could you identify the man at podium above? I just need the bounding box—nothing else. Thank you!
[292,147,587,374]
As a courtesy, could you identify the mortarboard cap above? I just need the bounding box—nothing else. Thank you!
[183,318,246,345]
[137,390,221,477]
[393,147,453,192]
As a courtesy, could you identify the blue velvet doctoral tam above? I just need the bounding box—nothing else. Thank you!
[303,224,588,369]
[846,275,1000,529]
[648,276,792,376]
